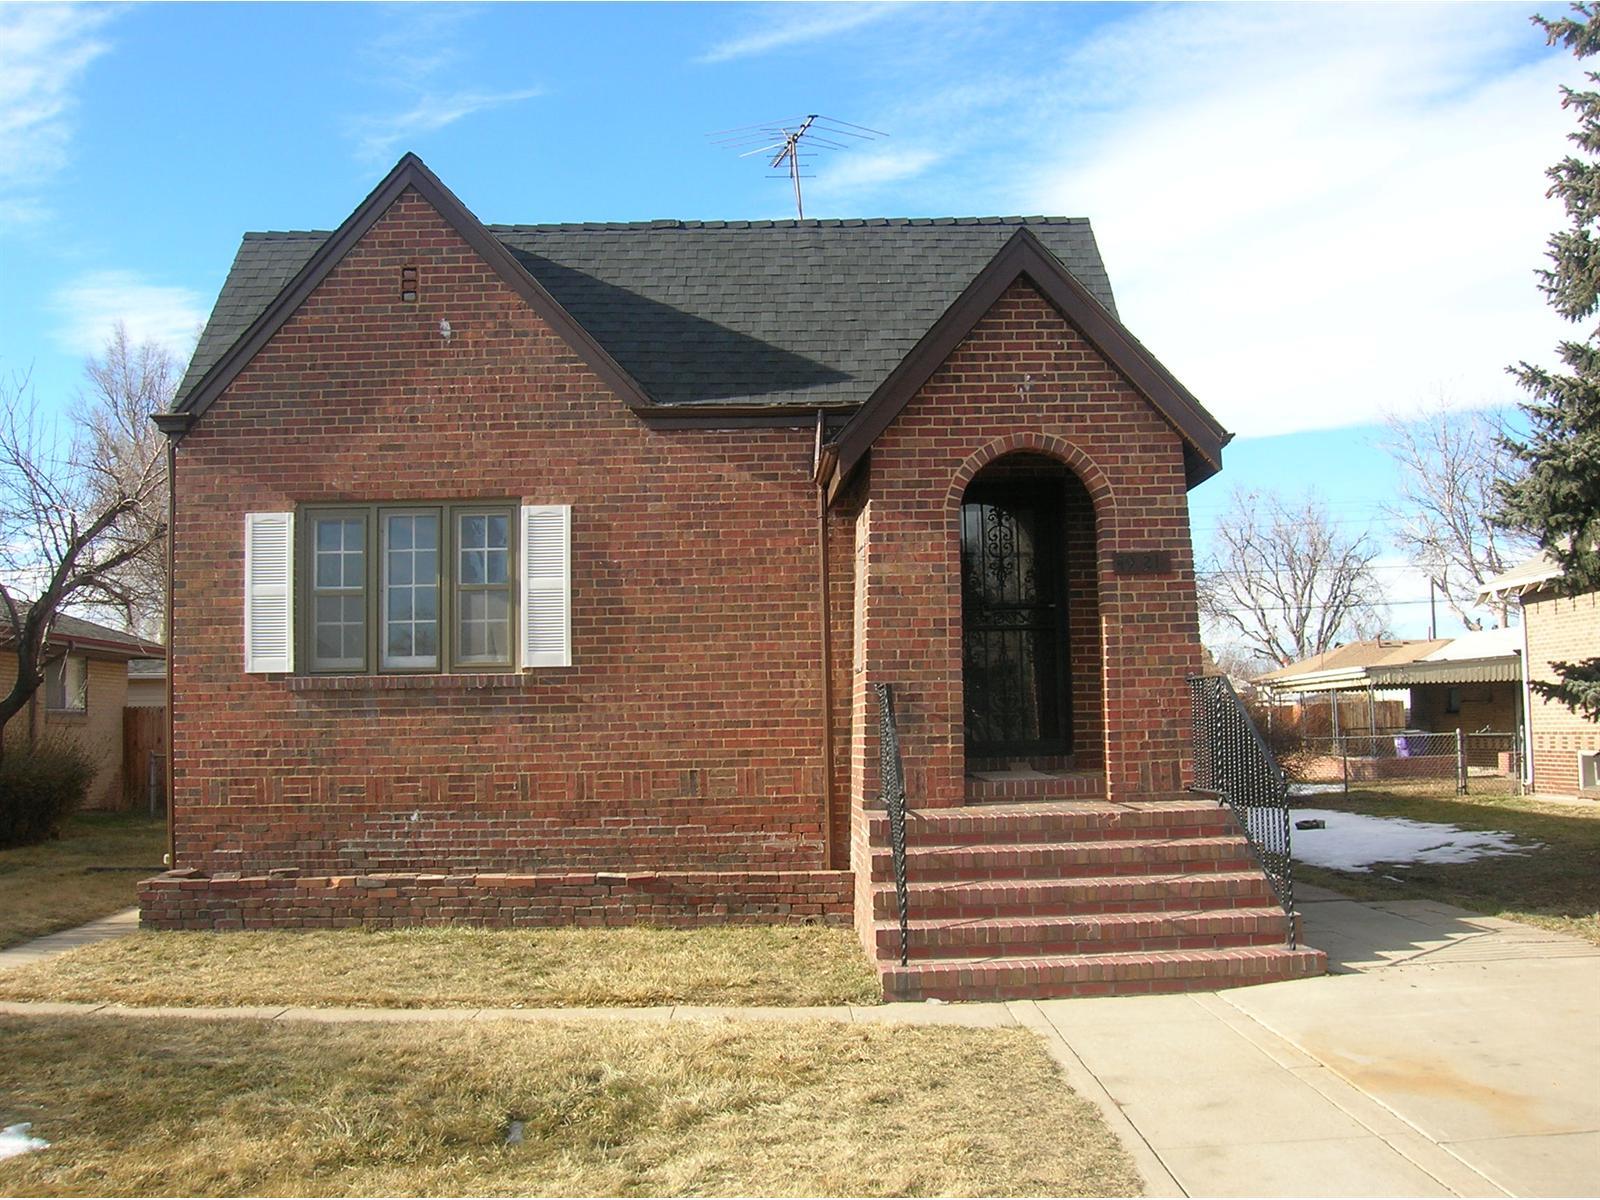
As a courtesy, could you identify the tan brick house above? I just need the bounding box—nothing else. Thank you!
[144,154,1324,999]
[1,610,164,810]
[1481,554,1600,796]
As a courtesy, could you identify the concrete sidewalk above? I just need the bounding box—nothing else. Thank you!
[0,894,1595,1197]
[1027,889,1600,1198]
[0,908,139,969]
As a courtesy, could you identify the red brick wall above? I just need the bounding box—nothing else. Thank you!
[847,280,1204,814]
[139,867,853,930]
[1523,586,1600,795]
[172,187,844,877]
[170,189,1207,924]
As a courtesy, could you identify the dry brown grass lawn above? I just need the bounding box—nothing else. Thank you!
[0,814,166,948]
[0,1015,1140,1197]
[0,924,884,1008]
[1295,789,1600,944]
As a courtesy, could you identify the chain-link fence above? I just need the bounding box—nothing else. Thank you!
[1283,730,1523,797]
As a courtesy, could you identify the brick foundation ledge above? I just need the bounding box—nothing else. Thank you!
[139,868,855,931]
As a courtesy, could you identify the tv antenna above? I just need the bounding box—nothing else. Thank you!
[708,114,887,219]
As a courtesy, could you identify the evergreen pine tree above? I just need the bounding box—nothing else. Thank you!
[1501,4,1600,720]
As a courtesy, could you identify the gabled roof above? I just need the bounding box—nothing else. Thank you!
[169,153,653,423]
[171,155,1122,421]
[0,605,165,660]
[822,228,1231,491]
[168,154,1228,485]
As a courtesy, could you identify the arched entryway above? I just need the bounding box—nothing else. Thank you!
[959,452,1104,777]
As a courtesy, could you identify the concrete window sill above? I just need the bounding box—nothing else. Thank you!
[283,672,561,693]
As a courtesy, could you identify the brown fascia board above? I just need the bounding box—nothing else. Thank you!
[170,153,655,426]
[825,227,1232,493]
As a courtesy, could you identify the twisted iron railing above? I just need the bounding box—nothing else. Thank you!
[1188,675,1295,947]
[875,683,911,966]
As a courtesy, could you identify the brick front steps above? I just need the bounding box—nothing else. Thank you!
[864,798,1325,1001]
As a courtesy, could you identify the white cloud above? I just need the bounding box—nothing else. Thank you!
[810,146,942,201]
[349,87,542,165]
[1021,4,1575,438]
[51,270,205,359]
[0,3,112,225]
[346,6,541,165]
[697,3,902,64]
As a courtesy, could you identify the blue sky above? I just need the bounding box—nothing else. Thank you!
[0,2,1580,638]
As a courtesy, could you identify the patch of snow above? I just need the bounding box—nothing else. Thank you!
[0,1123,47,1160]
[1290,782,1347,797]
[1291,808,1539,873]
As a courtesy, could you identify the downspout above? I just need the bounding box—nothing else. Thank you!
[152,412,191,868]
[165,435,176,867]
[1517,597,1534,790]
[813,411,836,870]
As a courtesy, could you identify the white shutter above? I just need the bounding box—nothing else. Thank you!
[244,512,294,673]
[520,504,571,668]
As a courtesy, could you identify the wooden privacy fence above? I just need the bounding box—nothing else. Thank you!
[123,707,167,815]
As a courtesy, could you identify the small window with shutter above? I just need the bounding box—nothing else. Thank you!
[261,502,572,676]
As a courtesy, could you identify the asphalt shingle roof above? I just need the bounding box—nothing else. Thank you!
[175,218,1117,410]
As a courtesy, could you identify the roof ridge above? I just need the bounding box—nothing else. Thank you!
[485,216,1088,232]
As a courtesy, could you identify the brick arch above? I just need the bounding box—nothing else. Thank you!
[946,432,1119,529]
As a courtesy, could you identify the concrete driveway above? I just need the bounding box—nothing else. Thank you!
[1028,887,1600,1197]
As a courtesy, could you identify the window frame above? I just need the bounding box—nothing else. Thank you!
[295,501,518,677]
[45,654,89,713]
[303,507,373,674]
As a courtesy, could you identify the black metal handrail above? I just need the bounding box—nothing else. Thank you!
[875,682,911,966]
[1188,674,1296,947]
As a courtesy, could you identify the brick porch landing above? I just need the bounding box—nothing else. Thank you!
[865,798,1325,1001]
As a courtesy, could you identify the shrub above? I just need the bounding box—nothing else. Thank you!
[0,738,98,849]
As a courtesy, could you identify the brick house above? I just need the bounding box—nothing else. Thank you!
[143,153,1325,999]
[1481,554,1600,796]
[1,610,164,810]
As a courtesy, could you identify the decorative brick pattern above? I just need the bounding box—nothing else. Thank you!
[139,868,853,929]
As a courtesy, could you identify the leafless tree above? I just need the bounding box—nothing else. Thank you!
[1381,403,1536,629]
[0,358,168,752]
[73,324,177,636]
[1199,489,1391,668]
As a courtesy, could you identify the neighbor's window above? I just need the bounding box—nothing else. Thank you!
[46,655,88,712]
[299,503,515,674]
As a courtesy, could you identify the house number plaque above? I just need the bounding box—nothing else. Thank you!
[1112,551,1174,575]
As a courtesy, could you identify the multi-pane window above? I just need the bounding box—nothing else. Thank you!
[45,655,88,712]
[298,503,515,674]
[455,511,511,665]
[311,515,366,671]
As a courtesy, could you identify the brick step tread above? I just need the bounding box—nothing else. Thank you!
[880,945,1328,1001]
[870,871,1278,918]
[871,837,1257,880]
[868,800,1234,847]
[874,907,1291,960]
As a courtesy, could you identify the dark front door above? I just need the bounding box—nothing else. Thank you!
[960,482,1071,759]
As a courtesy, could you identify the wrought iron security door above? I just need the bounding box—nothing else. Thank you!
[961,484,1071,758]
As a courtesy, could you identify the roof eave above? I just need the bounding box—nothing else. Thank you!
[824,227,1230,498]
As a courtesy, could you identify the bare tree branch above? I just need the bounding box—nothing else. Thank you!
[0,326,172,749]
[1381,402,1537,629]
[1199,489,1391,667]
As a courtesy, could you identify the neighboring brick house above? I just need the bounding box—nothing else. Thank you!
[1481,554,1600,796]
[143,153,1325,998]
[1,610,164,810]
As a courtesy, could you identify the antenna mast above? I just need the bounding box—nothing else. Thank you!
[708,114,887,219]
